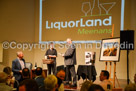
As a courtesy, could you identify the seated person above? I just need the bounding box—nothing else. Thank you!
[34,67,44,87]
[44,75,58,91]
[19,79,38,91]
[99,70,113,91]
[21,68,30,81]
[56,70,66,91]
[56,70,65,81]
[88,84,105,91]
[3,66,15,87]
[0,72,13,91]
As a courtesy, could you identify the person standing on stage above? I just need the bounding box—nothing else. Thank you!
[61,38,77,87]
[45,42,57,75]
[12,51,26,82]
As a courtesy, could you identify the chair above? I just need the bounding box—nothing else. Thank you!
[25,62,33,71]
[57,65,65,72]
[14,80,19,89]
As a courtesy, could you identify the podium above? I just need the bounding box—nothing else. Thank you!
[42,59,54,64]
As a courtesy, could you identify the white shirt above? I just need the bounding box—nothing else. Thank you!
[18,58,25,69]
[99,79,113,91]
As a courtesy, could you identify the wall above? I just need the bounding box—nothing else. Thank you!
[0,0,135,81]
[0,43,3,62]
[0,0,35,70]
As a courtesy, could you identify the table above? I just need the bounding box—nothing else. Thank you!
[77,65,97,81]
[31,69,47,79]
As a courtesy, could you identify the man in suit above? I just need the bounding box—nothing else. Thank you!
[61,38,77,87]
[12,51,26,82]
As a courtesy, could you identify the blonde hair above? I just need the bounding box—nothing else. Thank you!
[80,80,93,91]
[44,75,57,91]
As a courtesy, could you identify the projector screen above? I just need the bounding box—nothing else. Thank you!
[39,0,124,43]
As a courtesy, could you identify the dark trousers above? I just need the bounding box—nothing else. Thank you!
[47,63,56,75]
[66,65,77,85]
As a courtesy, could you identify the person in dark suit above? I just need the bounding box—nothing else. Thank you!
[12,51,26,82]
[61,38,77,87]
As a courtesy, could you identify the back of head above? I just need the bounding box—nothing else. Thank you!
[3,66,12,76]
[125,83,136,91]
[22,68,30,78]
[44,75,57,91]
[0,72,8,83]
[35,67,42,76]
[88,84,105,91]
[56,70,65,81]
[80,80,93,91]
[19,79,38,91]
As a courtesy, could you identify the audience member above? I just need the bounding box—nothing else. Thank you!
[44,75,58,91]
[80,80,93,91]
[99,70,112,91]
[56,70,65,81]
[22,68,30,80]
[0,72,13,91]
[3,66,15,86]
[56,70,66,91]
[19,79,38,91]
[134,74,136,84]
[125,83,136,91]
[35,67,44,87]
[3,66,12,76]
[12,51,26,82]
[88,84,105,91]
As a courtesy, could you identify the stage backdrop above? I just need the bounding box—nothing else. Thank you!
[39,0,122,42]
